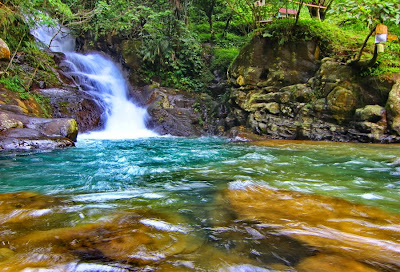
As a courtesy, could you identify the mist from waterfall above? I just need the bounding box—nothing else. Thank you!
[31,24,157,140]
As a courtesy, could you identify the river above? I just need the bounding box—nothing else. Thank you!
[3,19,399,272]
[0,137,399,271]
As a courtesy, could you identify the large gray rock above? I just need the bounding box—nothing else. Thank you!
[0,109,78,150]
[0,137,74,150]
[39,88,103,133]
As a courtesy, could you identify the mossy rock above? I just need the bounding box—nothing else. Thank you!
[327,86,357,123]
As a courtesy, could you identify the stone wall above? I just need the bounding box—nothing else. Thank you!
[227,36,400,143]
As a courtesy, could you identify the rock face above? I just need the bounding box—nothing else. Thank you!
[386,80,400,135]
[132,85,228,136]
[227,36,400,143]
[230,37,319,87]
[0,109,77,150]
[0,38,10,60]
[38,88,103,133]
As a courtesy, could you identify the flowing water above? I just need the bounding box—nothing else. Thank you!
[5,21,398,272]
[0,138,399,271]
[31,22,157,140]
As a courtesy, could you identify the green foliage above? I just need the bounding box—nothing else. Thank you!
[361,41,400,77]
[138,11,212,91]
[33,93,52,117]
[262,19,336,51]
[211,47,239,72]
[0,76,30,100]
[335,0,400,27]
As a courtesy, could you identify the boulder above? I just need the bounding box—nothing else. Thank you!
[0,38,10,60]
[0,112,23,131]
[0,109,78,150]
[39,88,103,133]
[355,105,386,123]
[0,137,74,150]
[386,80,400,135]
[133,86,227,137]
[40,119,78,141]
[326,86,357,123]
[229,36,319,88]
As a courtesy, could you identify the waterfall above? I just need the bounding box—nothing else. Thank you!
[31,24,157,140]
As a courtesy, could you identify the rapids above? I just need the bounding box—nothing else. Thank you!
[30,22,157,140]
[0,138,399,271]
[8,18,399,272]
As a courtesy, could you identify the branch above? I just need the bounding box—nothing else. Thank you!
[4,33,25,74]
[351,24,377,64]
[225,0,252,30]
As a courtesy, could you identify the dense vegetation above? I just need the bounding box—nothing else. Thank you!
[0,0,399,99]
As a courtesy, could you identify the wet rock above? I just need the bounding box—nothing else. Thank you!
[133,86,226,136]
[39,88,103,133]
[0,38,10,60]
[0,109,78,150]
[224,185,400,270]
[0,248,15,262]
[0,137,74,150]
[10,212,202,269]
[225,126,268,142]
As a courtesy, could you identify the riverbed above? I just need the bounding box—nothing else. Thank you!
[0,137,399,271]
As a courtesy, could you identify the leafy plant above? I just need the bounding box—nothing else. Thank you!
[334,0,400,65]
[0,76,30,100]
[211,47,239,73]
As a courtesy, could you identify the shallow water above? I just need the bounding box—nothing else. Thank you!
[0,138,399,271]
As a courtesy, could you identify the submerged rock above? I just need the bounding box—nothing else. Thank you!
[224,185,400,271]
[296,254,379,272]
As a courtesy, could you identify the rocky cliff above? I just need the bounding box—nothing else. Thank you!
[226,35,400,143]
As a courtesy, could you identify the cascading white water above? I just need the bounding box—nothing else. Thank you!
[31,23,157,139]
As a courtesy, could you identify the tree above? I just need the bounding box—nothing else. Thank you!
[307,0,334,20]
[194,0,218,40]
[336,0,400,66]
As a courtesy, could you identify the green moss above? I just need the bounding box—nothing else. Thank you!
[211,47,239,73]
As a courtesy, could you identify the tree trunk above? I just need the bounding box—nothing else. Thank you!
[353,25,377,63]
[208,15,214,41]
[367,43,379,67]
[223,15,233,37]
[294,1,303,27]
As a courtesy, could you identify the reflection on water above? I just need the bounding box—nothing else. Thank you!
[0,138,399,271]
